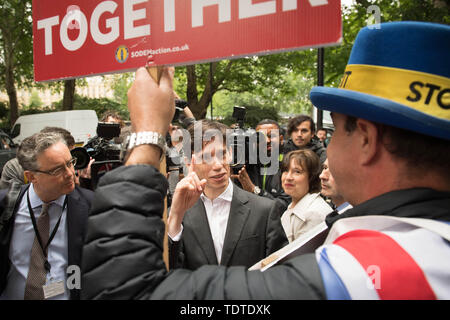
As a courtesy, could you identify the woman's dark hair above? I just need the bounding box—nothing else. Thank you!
[281,149,321,193]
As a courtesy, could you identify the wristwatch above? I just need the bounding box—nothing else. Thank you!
[127,131,166,161]
[253,186,261,195]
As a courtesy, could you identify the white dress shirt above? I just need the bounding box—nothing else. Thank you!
[0,184,69,300]
[170,180,233,264]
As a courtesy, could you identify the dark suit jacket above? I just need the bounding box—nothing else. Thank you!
[0,184,94,299]
[169,184,288,270]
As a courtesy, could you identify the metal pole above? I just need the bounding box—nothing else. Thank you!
[210,63,213,120]
[317,48,324,129]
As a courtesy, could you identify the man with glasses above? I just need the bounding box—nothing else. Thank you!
[0,126,77,190]
[0,131,93,300]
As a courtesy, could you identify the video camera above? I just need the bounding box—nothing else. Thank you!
[71,122,123,189]
[173,99,188,124]
[228,106,264,174]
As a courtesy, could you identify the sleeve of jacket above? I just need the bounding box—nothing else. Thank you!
[260,189,291,214]
[0,159,24,190]
[81,165,325,300]
[265,200,289,256]
[81,165,168,300]
[168,237,185,270]
[151,254,325,299]
[318,147,327,164]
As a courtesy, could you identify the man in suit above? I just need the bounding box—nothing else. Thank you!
[0,126,76,190]
[0,131,93,300]
[168,120,287,270]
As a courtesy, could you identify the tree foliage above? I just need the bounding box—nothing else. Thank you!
[0,0,34,125]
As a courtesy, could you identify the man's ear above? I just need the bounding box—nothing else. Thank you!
[24,170,37,184]
[355,119,380,166]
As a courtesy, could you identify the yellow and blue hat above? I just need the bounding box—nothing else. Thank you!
[310,21,450,140]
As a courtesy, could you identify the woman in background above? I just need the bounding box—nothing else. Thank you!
[280,149,332,242]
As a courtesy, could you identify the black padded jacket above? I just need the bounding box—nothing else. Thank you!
[81,165,450,300]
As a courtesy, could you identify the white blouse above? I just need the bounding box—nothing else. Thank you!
[281,192,332,242]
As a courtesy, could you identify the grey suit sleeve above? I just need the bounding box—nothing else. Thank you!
[265,200,289,256]
[0,159,24,190]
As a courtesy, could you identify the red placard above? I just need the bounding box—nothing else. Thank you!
[33,0,342,82]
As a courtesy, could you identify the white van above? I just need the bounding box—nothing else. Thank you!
[10,110,98,145]
[313,108,334,131]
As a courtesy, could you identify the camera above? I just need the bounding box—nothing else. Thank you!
[173,99,188,124]
[166,99,189,173]
[71,122,123,189]
[228,106,264,174]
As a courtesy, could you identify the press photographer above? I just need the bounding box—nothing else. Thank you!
[231,112,291,212]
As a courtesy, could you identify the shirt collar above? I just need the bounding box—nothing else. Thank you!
[201,179,234,203]
[336,202,352,213]
[29,183,66,209]
[287,193,319,220]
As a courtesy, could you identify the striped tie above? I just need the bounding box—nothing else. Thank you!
[24,202,50,300]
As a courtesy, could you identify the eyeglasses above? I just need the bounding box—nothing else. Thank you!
[34,157,77,176]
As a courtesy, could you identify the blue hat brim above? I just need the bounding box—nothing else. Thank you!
[310,86,450,141]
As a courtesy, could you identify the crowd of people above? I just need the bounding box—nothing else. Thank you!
[0,21,448,301]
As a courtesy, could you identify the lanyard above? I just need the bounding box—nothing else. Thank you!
[26,190,67,274]
[262,165,267,191]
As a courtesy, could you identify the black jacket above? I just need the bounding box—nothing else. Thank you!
[169,184,287,270]
[0,185,94,300]
[283,137,327,164]
[242,163,291,212]
[81,165,450,300]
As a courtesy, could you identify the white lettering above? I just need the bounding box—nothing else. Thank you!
[367,265,381,289]
[91,1,120,45]
[124,0,151,40]
[192,0,231,28]
[282,0,297,11]
[164,0,176,32]
[308,0,328,6]
[60,8,88,51]
[37,16,59,55]
[66,265,81,290]
[239,0,276,20]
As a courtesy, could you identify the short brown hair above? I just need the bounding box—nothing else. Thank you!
[187,119,229,154]
[101,110,124,128]
[281,149,321,193]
